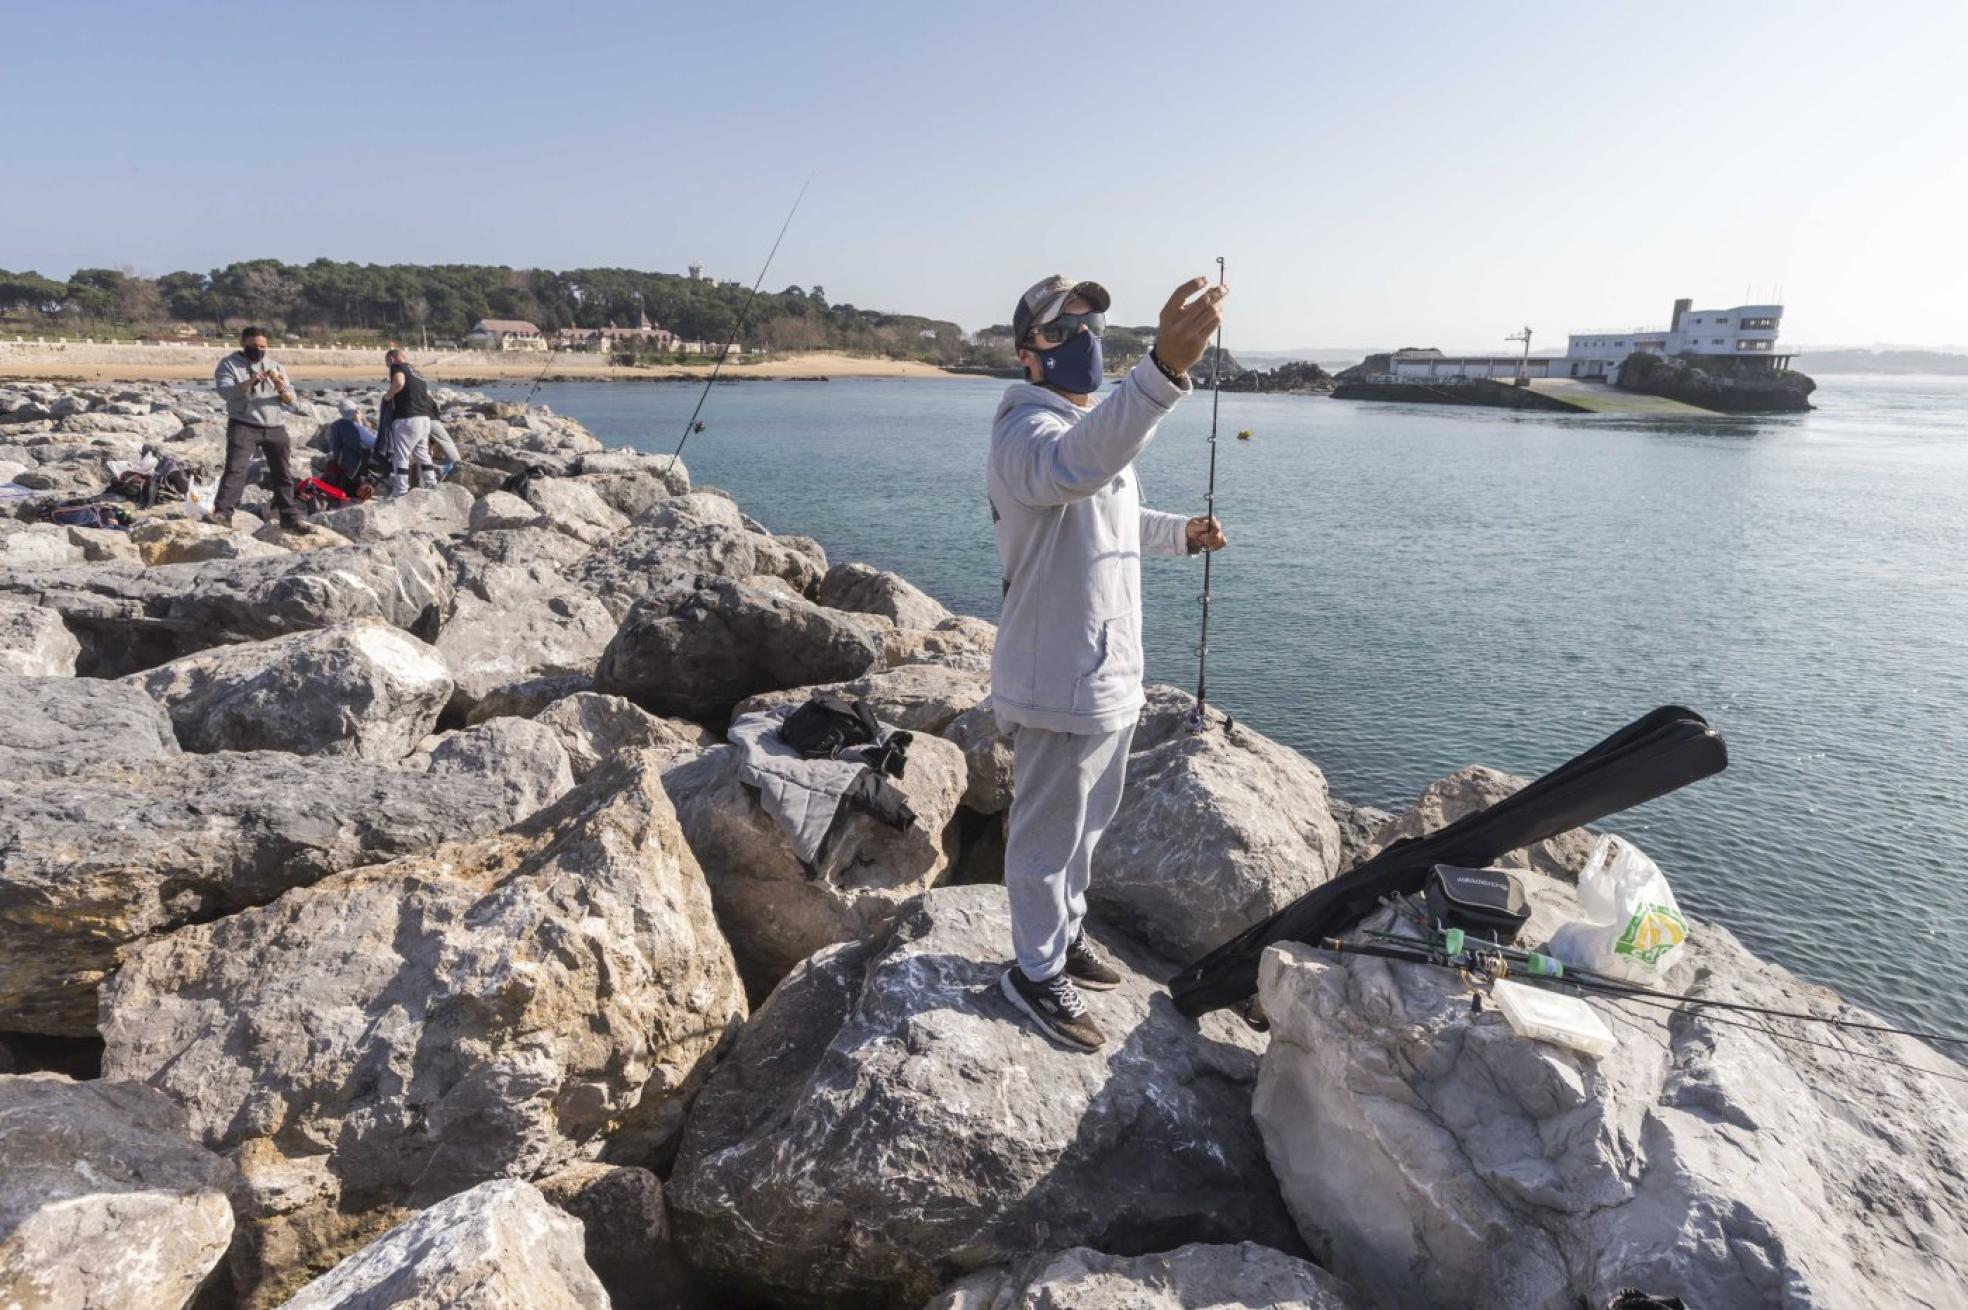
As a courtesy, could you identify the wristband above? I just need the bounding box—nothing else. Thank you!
[1149,348,1188,388]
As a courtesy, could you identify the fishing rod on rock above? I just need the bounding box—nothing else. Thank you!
[1185,255,1230,735]
[668,176,812,475]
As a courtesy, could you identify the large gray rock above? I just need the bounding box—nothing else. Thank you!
[101,753,746,1249]
[308,484,473,543]
[0,1074,235,1310]
[131,516,287,565]
[0,598,79,675]
[732,662,989,735]
[123,619,453,761]
[0,534,451,676]
[566,521,759,620]
[523,476,631,546]
[418,716,578,819]
[0,524,83,567]
[535,691,712,781]
[433,555,617,719]
[467,489,546,532]
[927,1243,1363,1310]
[632,490,744,532]
[882,615,995,673]
[1252,874,1968,1310]
[575,467,679,520]
[537,1162,684,1310]
[596,574,881,721]
[819,561,954,630]
[662,732,966,993]
[1090,701,1344,962]
[0,672,180,780]
[1329,798,1394,872]
[1365,763,1596,878]
[0,748,556,1036]
[278,1180,608,1310]
[578,449,690,496]
[943,702,1013,814]
[667,885,1302,1309]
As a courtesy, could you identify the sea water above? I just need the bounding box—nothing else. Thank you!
[499,374,1968,1036]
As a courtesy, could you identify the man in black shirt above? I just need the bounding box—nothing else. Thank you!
[382,348,441,494]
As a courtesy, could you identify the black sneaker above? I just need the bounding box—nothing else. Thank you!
[1065,930,1122,990]
[207,510,233,529]
[1000,967,1105,1051]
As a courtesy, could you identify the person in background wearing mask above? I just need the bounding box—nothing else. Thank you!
[987,273,1230,1051]
[323,398,377,493]
[382,347,441,494]
[210,325,306,531]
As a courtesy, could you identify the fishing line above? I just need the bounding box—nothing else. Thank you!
[1186,256,1228,734]
[668,176,813,474]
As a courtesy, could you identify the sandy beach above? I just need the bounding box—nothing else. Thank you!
[0,346,960,385]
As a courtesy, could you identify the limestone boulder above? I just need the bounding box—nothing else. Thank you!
[524,476,632,545]
[928,1243,1363,1310]
[667,886,1302,1308]
[0,524,84,567]
[102,753,745,1195]
[733,662,989,734]
[55,409,186,440]
[662,731,965,992]
[633,490,744,531]
[1366,763,1596,879]
[750,531,825,595]
[567,521,760,620]
[1252,875,1968,1310]
[416,716,578,819]
[0,534,451,676]
[0,1074,235,1310]
[433,556,618,720]
[0,598,79,675]
[452,525,594,573]
[537,1163,685,1310]
[576,467,677,520]
[278,1181,608,1310]
[535,691,713,781]
[1090,698,1344,962]
[468,488,546,532]
[883,614,996,673]
[123,619,453,761]
[1329,798,1394,872]
[131,516,286,565]
[943,702,1013,814]
[819,561,954,630]
[309,484,473,543]
[0,749,554,1036]
[0,673,179,780]
[64,523,144,563]
[595,574,881,722]
[579,448,690,495]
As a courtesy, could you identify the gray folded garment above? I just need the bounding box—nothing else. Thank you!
[728,705,916,874]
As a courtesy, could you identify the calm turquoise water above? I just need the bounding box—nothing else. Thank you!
[495,374,1968,1035]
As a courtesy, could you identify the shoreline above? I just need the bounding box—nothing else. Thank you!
[0,346,962,385]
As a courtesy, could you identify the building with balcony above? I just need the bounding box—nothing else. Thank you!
[464,319,547,352]
[1563,298,1789,380]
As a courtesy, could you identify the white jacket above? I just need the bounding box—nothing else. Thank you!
[987,355,1194,734]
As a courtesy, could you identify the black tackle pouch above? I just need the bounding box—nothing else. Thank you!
[1424,864,1531,944]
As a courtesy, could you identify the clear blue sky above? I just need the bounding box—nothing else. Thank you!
[5,0,1963,350]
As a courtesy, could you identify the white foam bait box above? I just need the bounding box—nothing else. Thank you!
[1491,979,1618,1058]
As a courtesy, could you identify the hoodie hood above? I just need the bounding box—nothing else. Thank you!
[995,380,1091,426]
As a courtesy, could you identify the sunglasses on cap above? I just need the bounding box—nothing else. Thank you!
[1027,310,1106,347]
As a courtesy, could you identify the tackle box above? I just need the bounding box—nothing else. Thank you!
[1424,864,1532,944]
[1490,979,1617,1058]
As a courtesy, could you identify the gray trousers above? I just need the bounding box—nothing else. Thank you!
[388,416,437,495]
[1005,721,1135,981]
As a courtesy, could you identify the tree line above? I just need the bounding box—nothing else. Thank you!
[0,260,979,364]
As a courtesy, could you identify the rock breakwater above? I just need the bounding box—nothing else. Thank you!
[0,377,1960,1308]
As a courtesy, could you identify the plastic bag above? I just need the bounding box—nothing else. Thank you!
[183,478,215,521]
[1547,834,1689,983]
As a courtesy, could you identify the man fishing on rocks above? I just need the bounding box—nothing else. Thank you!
[989,273,1230,1050]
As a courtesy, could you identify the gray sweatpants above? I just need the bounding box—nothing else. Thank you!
[1005,721,1135,981]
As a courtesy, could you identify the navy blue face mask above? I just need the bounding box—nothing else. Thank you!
[1037,328,1103,394]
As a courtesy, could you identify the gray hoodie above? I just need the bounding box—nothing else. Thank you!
[213,351,292,428]
[987,355,1194,734]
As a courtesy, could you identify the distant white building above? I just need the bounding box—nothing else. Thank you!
[464,318,547,352]
[1562,298,1789,380]
[1388,297,1791,384]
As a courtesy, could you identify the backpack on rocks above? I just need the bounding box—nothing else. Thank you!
[781,695,912,778]
[500,465,550,498]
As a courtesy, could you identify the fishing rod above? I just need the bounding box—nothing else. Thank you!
[1185,256,1228,735]
[1323,934,1968,1050]
[668,176,812,475]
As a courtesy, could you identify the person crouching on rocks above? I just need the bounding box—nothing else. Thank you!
[382,347,441,494]
[210,325,307,531]
[988,273,1229,1051]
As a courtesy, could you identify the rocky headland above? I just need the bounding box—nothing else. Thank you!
[0,378,1961,1308]
[1615,351,1818,413]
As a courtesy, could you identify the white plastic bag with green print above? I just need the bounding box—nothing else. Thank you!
[1548,834,1689,983]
